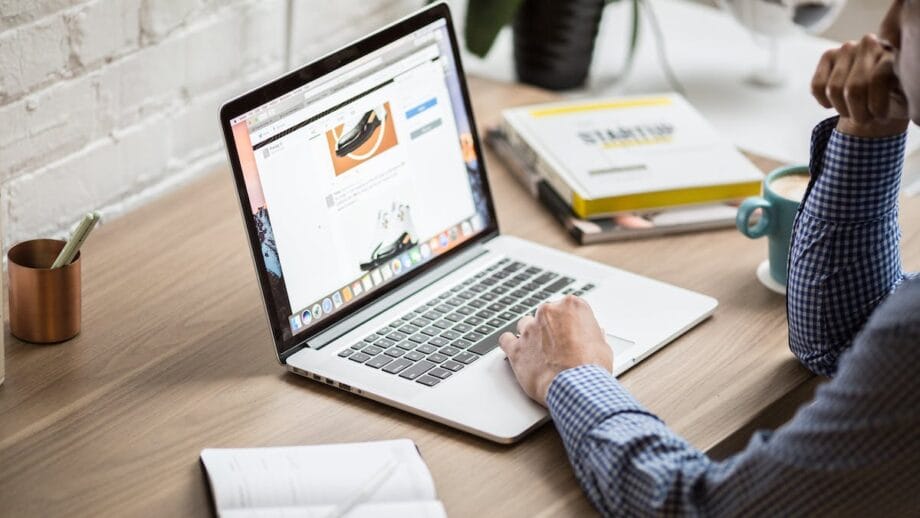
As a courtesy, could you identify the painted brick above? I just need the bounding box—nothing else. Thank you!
[0,74,95,180]
[66,0,142,67]
[0,0,81,31]
[138,0,201,42]
[0,15,71,101]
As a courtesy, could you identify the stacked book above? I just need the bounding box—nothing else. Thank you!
[488,94,764,244]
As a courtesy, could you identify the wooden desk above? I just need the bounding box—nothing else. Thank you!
[2,78,919,517]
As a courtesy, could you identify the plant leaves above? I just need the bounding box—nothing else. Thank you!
[463,0,526,57]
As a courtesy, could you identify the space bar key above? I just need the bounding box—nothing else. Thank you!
[468,321,519,356]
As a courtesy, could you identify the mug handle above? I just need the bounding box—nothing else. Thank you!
[736,197,772,239]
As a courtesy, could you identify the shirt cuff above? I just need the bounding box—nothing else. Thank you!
[803,116,906,222]
[546,365,660,449]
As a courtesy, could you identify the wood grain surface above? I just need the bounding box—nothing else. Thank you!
[2,77,918,517]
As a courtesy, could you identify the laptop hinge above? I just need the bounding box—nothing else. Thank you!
[287,242,493,359]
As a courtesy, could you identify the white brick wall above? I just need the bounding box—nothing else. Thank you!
[0,0,421,247]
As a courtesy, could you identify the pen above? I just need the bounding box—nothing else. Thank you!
[324,459,399,518]
[50,212,100,269]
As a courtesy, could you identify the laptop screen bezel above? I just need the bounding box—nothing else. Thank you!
[219,3,499,362]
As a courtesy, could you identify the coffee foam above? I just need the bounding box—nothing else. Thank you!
[770,173,809,202]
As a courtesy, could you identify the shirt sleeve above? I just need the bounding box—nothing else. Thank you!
[547,321,920,517]
[787,116,909,376]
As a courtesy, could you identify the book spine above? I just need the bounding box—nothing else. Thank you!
[499,117,579,210]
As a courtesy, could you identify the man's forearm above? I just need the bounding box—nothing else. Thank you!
[787,117,908,376]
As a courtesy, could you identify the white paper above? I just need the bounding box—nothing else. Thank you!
[220,502,447,518]
[200,439,438,515]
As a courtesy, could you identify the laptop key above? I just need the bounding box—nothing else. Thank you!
[349,352,372,363]
[545,277,575,292]
[458,290,476,299]
[338,349,354,358]
[375,338,396,349]
[446,297,465,307]
[363,334,379,343]
[475,309,495,319]
[428,337,449,347]
[382,358,413,374]
[442,360,465,372]
[487,318,506,328]
[384,347,405,358]
[511,289,530,298]
[464,316,484,326]
[475,326,495,335]
[399,360,436,380]
[463,332,484,342]
[498,311,516,321]
[408,333,428,344]
[350,342,365,350]
[420,326,440,336]
[416,344,437,354]
[498,296,517,305]
[435,304,453,314]
[444,313,463,323]
[428,353,449,363]
[510,304,529,314]
[416,375,440,387]
[441,346,461,357]
[422,311,442,321]
[467,320,519,356]
[411,317,432,328]
[453,323,473,334]
[456,306,474,315]
[480,292,498,302]
[492,286,509,295]
[388,331,407,342]
[362,345,384,356]
[365,354,393,369]
[487,303,505,312]
[404,350,426,361]
[399,324,420,335]
[440,330,461,341]
[396,340,416,351]
[429,367,452,379]
[454,352,479,364]
[433,319,452,329]
[453,338,473,349]
[468,299,486,308]
[377,327,392,336]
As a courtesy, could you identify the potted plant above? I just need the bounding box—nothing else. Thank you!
[460,0,639,90]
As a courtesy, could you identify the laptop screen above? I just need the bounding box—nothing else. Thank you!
[225,12,495,356]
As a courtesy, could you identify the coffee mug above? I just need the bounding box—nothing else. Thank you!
[736,165,810,289]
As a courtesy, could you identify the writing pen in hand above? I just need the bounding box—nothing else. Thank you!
[50,212,100,269]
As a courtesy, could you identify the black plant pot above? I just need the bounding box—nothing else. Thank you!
[512,0,605,91]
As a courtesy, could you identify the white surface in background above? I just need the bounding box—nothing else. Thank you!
[460,0,920,180]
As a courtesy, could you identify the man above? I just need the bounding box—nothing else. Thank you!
[499,1,920,515]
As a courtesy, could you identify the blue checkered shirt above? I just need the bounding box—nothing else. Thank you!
[546,117,920,516]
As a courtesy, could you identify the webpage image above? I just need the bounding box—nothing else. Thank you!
[254,47,477,332]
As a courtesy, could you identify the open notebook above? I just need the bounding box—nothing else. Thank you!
[200,439,446,518]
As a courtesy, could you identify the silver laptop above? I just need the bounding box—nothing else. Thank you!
[219,3,717,443]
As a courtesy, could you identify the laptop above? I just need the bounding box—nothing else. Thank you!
[219,3,717,443]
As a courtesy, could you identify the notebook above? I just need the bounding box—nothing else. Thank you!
[199,439,446,518]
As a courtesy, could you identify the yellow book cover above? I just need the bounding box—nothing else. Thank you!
[500,94,763,218]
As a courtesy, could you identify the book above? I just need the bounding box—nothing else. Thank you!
[199,439,446,518]
[499,94,763,218]
[486,128,741,244]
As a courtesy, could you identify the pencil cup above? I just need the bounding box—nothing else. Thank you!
[8,239,81,344]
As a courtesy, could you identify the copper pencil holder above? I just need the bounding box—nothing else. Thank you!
[8,239,81,343]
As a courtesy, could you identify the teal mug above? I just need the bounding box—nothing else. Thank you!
[736,165,810,287]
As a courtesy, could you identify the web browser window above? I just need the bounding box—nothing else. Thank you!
[229,19,492,342]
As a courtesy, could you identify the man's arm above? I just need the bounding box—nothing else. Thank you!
[549,303,920,517]
[786,117,908,376]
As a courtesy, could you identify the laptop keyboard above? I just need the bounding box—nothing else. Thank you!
[336,258,595,387]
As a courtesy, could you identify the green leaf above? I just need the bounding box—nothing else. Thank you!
[463,0,525,58]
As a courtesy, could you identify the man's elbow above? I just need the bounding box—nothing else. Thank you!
[788,334,839,377]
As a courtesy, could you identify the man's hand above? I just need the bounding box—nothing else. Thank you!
[812,33,909,138]
[498,296,613,406]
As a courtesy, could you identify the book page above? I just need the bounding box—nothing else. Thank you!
[200,439,436,512]
[220,501,447,518]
